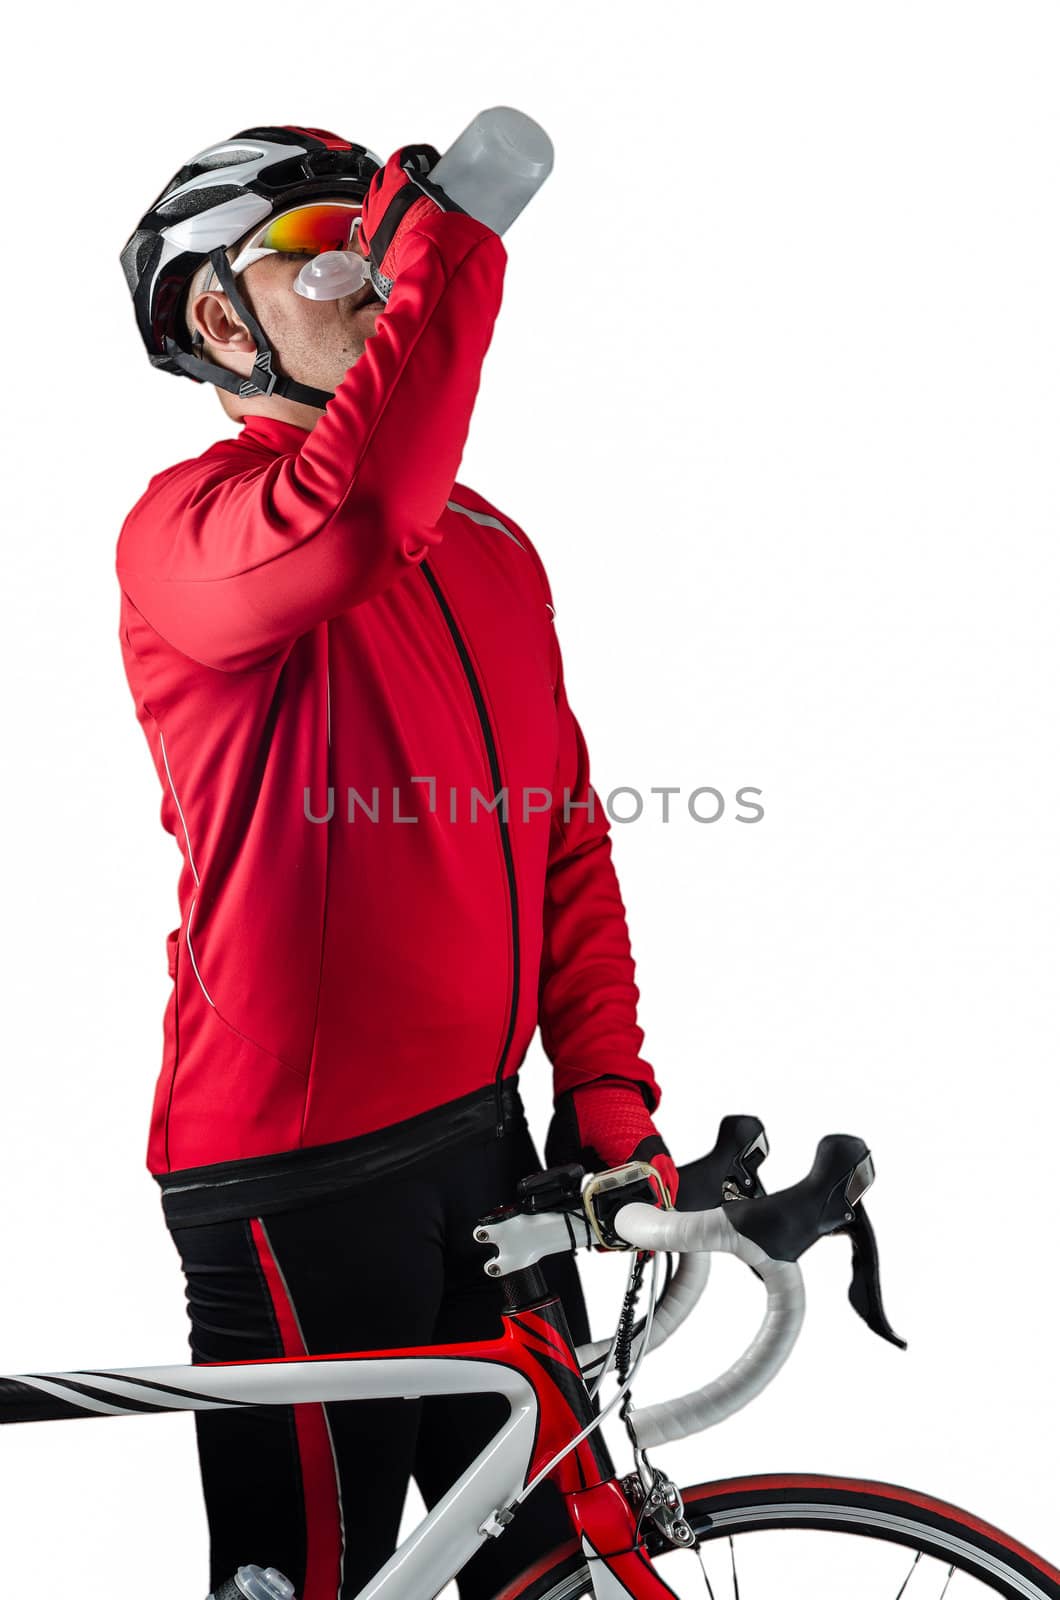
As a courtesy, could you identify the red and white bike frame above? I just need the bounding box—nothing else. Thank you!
[4,1290,673,1600]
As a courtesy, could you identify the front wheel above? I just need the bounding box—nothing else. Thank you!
[495,1474,1060,1600]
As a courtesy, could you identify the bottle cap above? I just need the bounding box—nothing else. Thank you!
[235,1566,296,1599]
[293,250,370,301]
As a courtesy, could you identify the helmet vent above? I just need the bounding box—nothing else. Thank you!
[170,143,269,185]
[154,182,245,222]
[190,144,265,171]
[119,229,160,295]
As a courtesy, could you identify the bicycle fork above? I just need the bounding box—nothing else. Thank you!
[563,1476,690,1600]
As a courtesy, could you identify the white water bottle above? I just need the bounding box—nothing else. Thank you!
[430,107,554,235]
[296,107,552,303]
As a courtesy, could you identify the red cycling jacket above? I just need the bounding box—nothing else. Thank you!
[116,205,658,1182]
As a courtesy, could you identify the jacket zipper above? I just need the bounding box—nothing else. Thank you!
[420,560,520,1137]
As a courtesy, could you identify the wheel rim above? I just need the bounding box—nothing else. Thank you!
[690,1519,1047,1600]
[517,1488,1058,1600]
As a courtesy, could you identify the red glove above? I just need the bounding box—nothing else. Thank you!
[544,1077,680,1206]
[359,143,469,302]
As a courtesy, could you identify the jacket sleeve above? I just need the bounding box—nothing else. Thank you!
[116,209,506,671]
[524,546,660,1113]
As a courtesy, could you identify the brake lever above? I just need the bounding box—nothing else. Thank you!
[675,1114,770,1212]
[723,1135,906,1354]
[836,1204,907,1350]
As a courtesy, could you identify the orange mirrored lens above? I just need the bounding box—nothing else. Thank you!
[257,204,363,255]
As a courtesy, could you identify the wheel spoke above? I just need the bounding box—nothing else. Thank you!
[894,1550,923,1599]
[728,1535,741,1600]
[691,1540,717,1600]
[646,1531,1017,1600]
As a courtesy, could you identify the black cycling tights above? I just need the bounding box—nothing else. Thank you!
[170,1113,608,1600]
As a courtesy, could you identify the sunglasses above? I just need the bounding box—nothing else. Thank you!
[227,201,365,277]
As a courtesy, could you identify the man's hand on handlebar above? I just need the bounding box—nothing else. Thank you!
[544,1076,680,1207]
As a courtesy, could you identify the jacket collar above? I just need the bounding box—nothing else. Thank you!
[238,413,313,455]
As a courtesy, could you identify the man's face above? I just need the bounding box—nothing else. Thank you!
[236,246,385,395]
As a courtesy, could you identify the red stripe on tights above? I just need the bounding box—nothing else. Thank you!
[251,1217,343,1600]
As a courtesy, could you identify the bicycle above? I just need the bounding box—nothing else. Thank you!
[1,1115,1056,1599]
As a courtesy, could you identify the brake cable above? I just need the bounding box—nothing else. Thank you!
[584,1252,675,1396]
[509,1247,663,1509]
[613,1255,703,1559]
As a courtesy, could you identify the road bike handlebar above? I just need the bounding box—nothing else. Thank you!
[610,1201,806,1446]
[609,1131,906,1445]
[574,1252,713,1379]
[482,1119,906,1446]
[571,1113,770,1377]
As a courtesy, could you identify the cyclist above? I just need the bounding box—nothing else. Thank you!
[117,125,679,1600]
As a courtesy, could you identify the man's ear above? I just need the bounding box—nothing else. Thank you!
[189,290,256,357]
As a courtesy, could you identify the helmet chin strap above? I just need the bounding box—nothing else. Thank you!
[164,246,337,410]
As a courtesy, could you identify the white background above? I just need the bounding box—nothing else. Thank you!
[1,1,1058,1594]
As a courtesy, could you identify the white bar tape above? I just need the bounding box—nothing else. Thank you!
[574,1252,712,1372]
[611,1201,806,1446]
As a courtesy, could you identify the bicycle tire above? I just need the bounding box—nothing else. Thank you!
[493,1474,1060,1600]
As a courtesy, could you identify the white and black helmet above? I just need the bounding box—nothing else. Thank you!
[120,125,381,407]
